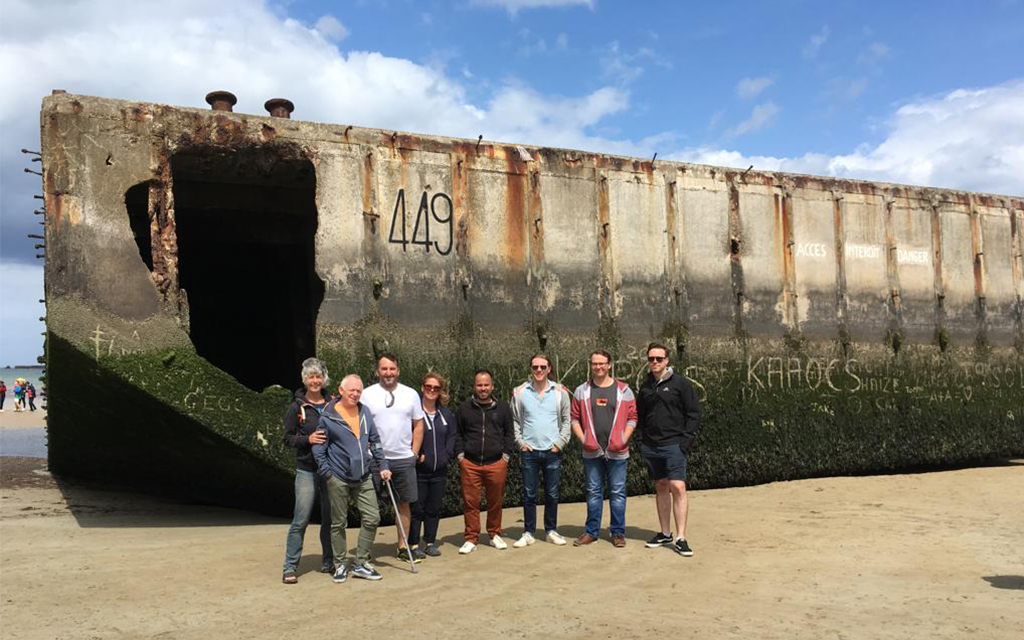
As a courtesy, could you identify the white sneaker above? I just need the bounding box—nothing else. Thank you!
[513,532,536,548]
[458,541,477,555]
[490,535,508,550]
[546,531,567,546]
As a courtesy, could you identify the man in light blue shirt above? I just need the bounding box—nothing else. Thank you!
[510,353,571,547]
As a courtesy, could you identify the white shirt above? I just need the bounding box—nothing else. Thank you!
[361,383,425,460]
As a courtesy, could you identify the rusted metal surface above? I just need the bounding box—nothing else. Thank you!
[777,188,799,330]
[883,197,903,341]
[727,178,746,338]
[970,208,988,343]
[264,98,294,118]
[832,191,849,339]
[204,91,237,112]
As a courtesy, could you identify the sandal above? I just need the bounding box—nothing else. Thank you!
[282,572,298,584]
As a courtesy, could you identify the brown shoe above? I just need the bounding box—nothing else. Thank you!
[612,535,626,548]
[573,533,598,546]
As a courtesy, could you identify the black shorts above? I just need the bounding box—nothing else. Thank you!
[641,443,688,482]
[386,456,418,503]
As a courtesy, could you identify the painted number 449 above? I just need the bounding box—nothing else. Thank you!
[388,188,454,256]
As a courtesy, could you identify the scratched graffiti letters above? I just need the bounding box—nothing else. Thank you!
[91,325,143,359]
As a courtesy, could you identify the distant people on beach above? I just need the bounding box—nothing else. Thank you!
[0,380,6,412]
[12,380,26,412]
[281,343,702,584]
[27,383,37,411]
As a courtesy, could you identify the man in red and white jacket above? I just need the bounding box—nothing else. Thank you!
[569,349,638,548]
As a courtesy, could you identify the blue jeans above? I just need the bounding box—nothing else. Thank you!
[521,450,562,535]
[282,469,333,573]
[583,457,628,537]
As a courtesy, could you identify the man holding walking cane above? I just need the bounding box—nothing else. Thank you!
[313,374,391,583]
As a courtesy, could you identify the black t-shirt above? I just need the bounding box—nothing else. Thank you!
[590,383,617,450]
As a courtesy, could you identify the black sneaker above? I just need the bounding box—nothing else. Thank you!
[673,538,694,557]
[645,532,674,548]
[423,544,442,557]
[411,547,427,561]
[397,548,424,564]
[320,563,335,574]
[351,563,382,580]
[332,564,349,583]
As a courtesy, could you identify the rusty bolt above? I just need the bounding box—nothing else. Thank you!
[264,98,294,118]
[205,91,237,112]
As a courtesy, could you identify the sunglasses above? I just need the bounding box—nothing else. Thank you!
[422,384,442,392]
[531,365,549,371]
[385,390,395,408]
[647,356,667,363]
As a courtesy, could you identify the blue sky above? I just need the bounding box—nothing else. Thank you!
[1,0,1023,365]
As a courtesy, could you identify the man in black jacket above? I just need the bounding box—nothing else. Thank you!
[454,369,515,555]
[637,342,701,557]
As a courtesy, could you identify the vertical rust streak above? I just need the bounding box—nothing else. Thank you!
[451,152,472,309]
[969,205,987,343]
[778,190,798,329]
[504,153,527,268]
[883,198,902,328]
[664,179,681,314]
[596,172,615,319]
[1010,207,1024,352]
[527,168,546,322]
[360,150,381,271]
[528,169,545,266]
[728,180,745,339]
[931,202,946,338]
[451,154,469,258]
[832,194,849,330]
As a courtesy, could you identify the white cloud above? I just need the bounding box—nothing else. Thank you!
[556,32,569,49]
[858,41,889,65]
[727,101,780,137]
[736,75,775,100]
[803,25,830,59]
[673,80,1024,196]
[471,0,593,16]
[314,15,349,41]
[823,76,869,102]
[600,41,670,85]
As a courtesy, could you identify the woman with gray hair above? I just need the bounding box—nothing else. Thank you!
[281,357,334,583]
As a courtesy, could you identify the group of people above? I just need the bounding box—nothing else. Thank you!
[0,379,37,413]
[280,342,701,585]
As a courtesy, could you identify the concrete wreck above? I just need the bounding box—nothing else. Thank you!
[39,92,1024,516]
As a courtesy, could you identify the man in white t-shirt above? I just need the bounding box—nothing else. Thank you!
[360,353,426,563]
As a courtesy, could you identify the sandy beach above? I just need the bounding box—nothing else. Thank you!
[1,456,1021,640]
[0,407,46,430]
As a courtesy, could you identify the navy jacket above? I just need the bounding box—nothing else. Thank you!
[418,405,457,475]
[313,401,389,483]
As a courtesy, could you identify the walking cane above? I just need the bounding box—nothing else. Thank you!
[384,478,417,574]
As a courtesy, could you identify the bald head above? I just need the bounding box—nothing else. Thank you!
[338,374,364,408]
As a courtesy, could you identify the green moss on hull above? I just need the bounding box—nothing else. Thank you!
[47,327,1024,522]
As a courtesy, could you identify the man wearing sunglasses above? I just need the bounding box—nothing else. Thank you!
[569,349,637,547]
[361,353,425,564]
[511,353,572,548]
[637,342,701,557]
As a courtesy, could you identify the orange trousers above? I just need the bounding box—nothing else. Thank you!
[459,458,508,543]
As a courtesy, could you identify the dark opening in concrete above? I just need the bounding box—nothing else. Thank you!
[125,182,154,270]
[171,147,323,392]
